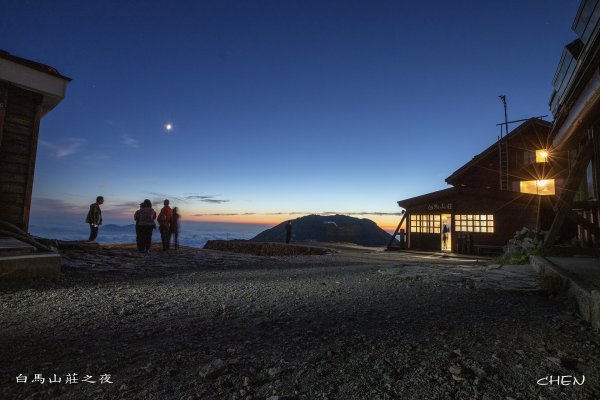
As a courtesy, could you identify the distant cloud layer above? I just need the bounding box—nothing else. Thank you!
[322,211,402,216]
[39,138,86,158]
[185,195,230,204]
[139,192,230,204]
[146,192,185,202]
[192,212,255,216]
[111,201,144,209]
[202,199,230,204]
[122,135,139,148]
[30,197,86,215]
[192,211,402,217]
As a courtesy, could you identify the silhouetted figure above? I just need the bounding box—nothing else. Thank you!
[285,221,292,244]
[134,202,143,251]
[158,199,173,250]
[170,207,181,250]
[136,199,156,253]
[85,196,104,242]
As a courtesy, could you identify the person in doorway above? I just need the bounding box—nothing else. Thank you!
[170,207,181,250]
[442,223,450,250]
[285,220,292,244]
[158,199,173,250]
[85,196,104,242]
[137,199,157,253]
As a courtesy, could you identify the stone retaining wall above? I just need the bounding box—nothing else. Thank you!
[203,240,332,256]
[531,255,600,329]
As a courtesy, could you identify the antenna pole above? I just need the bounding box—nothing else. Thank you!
[499,95,508,138]
[498,95,509,190]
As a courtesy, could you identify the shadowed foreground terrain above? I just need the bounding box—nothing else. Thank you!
[1,244,599,399]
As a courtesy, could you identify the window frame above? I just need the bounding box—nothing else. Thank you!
[410,214,441,234]
[454,214,494,233]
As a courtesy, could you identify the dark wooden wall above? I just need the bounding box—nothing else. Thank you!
[409,233,440,251]
[0,83,43,230]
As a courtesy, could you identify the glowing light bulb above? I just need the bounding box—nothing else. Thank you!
[536,149,549,162]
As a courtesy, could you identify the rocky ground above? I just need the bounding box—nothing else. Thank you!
[1,243,599,400]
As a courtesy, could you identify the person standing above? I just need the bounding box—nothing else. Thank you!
[285,220,292,244]
[137,199,157,253]
[442,224,450,250]
[170,207,181,250]
[158,199,173,250]
[134,202,143,251]
[85,196,104,242]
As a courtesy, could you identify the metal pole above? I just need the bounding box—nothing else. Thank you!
[498,95,510,191]
[499,95,508,138]
[504,105,509,138]
[536,195,541,234]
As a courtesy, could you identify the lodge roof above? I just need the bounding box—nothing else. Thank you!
[0,50,71,82]
[397,186,542,209]
[444,118,552,185]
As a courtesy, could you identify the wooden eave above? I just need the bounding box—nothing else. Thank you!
[0,50,71,116]
[397,186,543,209]
[397,187,457,208]
[0,50,71,82]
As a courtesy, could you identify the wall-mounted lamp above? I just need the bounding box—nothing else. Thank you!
[536,149,549,163]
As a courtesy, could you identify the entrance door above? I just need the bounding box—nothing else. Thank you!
[441,214,452,251]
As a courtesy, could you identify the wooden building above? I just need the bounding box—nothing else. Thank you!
[393,119,573,254]
[543,0,600,249]
[0,50,70,231]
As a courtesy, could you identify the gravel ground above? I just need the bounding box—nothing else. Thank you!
[1,243,599,400]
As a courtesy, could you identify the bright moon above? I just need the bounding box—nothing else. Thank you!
[165,123,173,131]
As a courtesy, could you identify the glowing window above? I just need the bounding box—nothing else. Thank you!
[536,150,549,163]
[410,214,441,233]
[520,179,555,195]
[455,215,494,233]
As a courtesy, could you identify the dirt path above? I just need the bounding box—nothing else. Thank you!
[1,244,599,399]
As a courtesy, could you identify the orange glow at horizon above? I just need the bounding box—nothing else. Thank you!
[104,207,402,233]
[184,213,402,233]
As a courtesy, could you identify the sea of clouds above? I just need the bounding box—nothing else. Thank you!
[28,218,269,248]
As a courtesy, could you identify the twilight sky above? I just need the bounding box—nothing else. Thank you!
[2,0,578,230]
